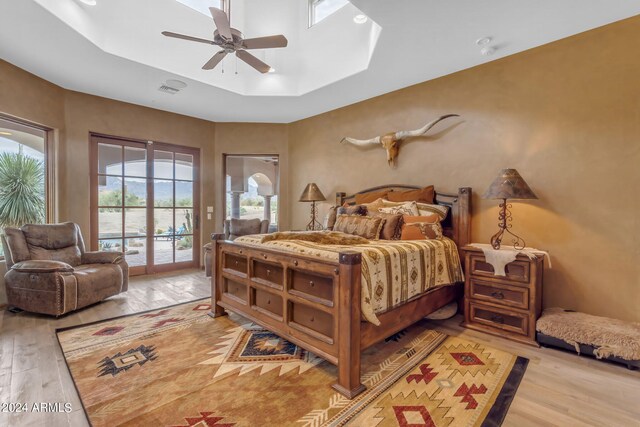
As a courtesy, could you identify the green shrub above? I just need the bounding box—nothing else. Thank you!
[0,153,45,228]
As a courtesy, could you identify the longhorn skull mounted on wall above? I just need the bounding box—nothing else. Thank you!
[340,114,460,166]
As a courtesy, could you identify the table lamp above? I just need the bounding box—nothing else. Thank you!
[299,182,326,231]
[483,168,537,250]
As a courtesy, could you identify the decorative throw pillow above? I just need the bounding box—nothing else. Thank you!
[334,214,385,240]
[416,203,449,221]
[324,206,338,230]
[379,201,419,216]
[403,214,440,225]
[361,198,386,214]
[337,204,367,216]
[367,211,403,240]
[400,221,443,240]
[354,190,389,204]
[379,199,448,221]
[387,186,435,204]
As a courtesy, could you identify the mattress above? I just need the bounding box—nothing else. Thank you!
[234,234,464,325]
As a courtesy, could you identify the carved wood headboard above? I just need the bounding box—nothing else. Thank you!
[336,185,472,250]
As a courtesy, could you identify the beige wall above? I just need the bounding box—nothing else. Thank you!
[289,16,640,321]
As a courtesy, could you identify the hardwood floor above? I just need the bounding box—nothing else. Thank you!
[1,270,638,427]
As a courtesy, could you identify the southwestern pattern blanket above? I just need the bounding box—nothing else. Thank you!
[235,234,464,325]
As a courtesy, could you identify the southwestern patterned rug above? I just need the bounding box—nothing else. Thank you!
[56,299,528,426]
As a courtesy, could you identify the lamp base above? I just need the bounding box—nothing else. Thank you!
[490,199,526,250]
[305,201,323,231]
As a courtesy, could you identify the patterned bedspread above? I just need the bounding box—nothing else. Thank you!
[234,234,464,325]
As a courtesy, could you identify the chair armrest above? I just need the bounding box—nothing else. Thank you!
[82,251,123,264]
[211,233,226,241]
[12,260,74,273]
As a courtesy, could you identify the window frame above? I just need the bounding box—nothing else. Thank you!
[308,0,348,27]
[0,113,55,261]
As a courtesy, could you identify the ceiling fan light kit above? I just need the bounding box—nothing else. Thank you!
[162,3,288,74]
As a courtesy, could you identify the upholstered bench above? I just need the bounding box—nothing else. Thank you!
[536,308,640,370]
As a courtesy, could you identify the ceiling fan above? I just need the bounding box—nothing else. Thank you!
[162,5,287,74]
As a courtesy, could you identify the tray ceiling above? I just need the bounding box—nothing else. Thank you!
[0,0,639,122]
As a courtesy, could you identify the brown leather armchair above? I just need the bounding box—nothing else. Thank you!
[204,218,269,277]
[1,222,128,316]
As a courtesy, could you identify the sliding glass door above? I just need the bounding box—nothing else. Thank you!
[90,135,200,275]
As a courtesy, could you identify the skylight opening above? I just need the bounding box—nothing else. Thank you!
[309,0,349,27]
[175,0,225,17]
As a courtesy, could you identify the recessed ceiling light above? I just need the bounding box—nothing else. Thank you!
[165,79,187,89]
[78,0,97,5]
[476,37,492,46]
[353,14,368,24]
[0,131,12,136]
[268,68,276,73]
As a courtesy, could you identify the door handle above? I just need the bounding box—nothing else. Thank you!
[194,214,199,230]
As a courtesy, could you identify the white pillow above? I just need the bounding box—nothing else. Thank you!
[379,201,419,216]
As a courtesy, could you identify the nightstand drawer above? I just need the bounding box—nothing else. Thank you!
[469,279,529,310]
[469,254,530,284]
[468,302,528,336]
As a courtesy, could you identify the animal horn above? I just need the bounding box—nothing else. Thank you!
[340,136,382,146]
[394,114,460,140]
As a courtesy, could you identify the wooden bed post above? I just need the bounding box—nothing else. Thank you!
[332,251,366,398]
[208,233,228,318]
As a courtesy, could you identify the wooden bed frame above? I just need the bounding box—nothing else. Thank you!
[209,185,471,398]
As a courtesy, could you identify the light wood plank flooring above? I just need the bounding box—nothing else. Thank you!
[1,270,638,427]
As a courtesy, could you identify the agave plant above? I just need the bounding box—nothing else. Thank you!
[0,152,45,229]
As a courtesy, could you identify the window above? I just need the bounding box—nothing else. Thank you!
[224,155,279,230]
[0,116,49,259]
[309,0,349,26]
[175,0,225,16]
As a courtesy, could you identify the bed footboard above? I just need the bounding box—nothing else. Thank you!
[209,239,460,399]
[209,238,365,396]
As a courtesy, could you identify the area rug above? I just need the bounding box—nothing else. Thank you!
[57,299,528,426]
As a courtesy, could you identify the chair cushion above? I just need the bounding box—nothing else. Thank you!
[229,218,263,240]
[21,222,82,266]
[74,264,123,308]
[22,222,78,249]
[12,260,74,273]
[3,227,30,263]
[27,245,82,267]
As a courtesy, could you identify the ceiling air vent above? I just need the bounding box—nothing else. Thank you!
[158,85,180,95]
[158,79,187,95]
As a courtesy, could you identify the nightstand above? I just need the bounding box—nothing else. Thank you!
[461,245,544,347]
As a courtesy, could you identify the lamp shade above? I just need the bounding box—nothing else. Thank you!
[299,182,326,202]
[482,168,538,200]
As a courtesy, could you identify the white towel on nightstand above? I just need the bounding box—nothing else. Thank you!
[469,243,551,276]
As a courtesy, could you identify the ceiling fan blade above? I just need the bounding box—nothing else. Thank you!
[242,35,288,50]
[162,31,217,45]
[236,50,271,73]
[209,7,233,41]
[202,51,227,70]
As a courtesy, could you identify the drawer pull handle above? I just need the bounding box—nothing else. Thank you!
[239,250,243,254]
[491,291,504,299]
[310,316,314,322]
[234,261,239,267]
[266,269,271,275]
[491,315,505,324]
[263,254,268,259]
[267,299,271,305]
[309,281,315,287]
[294,260,298,266]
